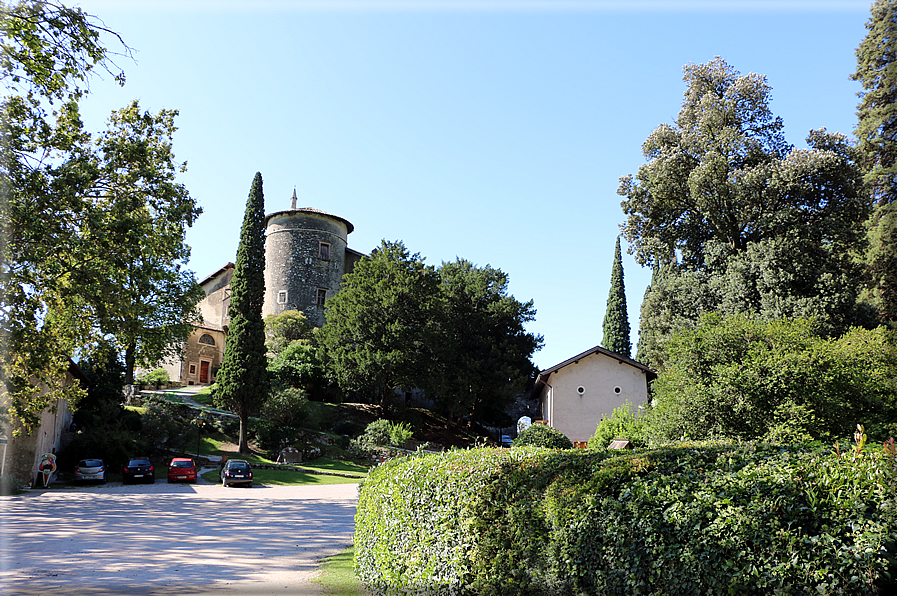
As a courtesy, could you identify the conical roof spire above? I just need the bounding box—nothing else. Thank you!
[290,188,297,210]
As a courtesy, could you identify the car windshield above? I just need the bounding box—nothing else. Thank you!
[171,461,194,468]
[79,460,103,467]
[128,459,150,466]
[229,462,250,470]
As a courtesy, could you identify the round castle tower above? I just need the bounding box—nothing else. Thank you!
[263,190,354,327]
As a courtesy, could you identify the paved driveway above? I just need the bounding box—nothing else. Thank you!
[0,481,360,595]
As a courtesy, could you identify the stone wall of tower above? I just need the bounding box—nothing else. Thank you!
[263,208,352,327]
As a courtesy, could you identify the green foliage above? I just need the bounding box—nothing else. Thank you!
[355,443,897,595]
[267,340,322,391]
[318,240,438,409]
[646,314,897,443]
[214,172,269,453]
[136,368,170,386]
[513,423,573,449]
[260,386,309,428]
[388,421,414,447]
[587,402,647,449]
[852,0,897,206]
[1,2,202,429]
[348,419,412,457]
[601,237,631,357]
[136,397,197,455]
[864,201,897,324]
[319,244,541,421]
[621,58,870,367]
[427,258,542,425]
[264,310,313,356]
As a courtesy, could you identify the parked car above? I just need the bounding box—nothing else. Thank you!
[73,459,106,484]
[122,457,155,484]
[500,435,513,448]
[219,459,253,488]
[167,458,197,484]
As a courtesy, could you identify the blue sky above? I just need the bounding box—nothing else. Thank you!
[73,0,872,370]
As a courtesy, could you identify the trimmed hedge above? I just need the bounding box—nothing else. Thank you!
[355,443,897,595]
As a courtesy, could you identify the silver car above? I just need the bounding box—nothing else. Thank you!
[73,459,107,484]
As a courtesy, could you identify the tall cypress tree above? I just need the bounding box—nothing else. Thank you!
[214,172,269,454]
[601,236,632,357]
[852,0,897,324]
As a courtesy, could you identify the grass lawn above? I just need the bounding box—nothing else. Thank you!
[201,456,368,486]
[312,545,370,595]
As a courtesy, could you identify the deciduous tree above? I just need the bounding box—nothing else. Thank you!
[620,58,870,367]
[214,173,269,454]
[1,0,130,432]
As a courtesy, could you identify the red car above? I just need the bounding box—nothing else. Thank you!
[167,458,198,484]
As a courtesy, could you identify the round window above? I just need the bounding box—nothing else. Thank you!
[576,386,585,395]
[614,386,622,395]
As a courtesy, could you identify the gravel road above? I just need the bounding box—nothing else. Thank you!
[0,478,361,595]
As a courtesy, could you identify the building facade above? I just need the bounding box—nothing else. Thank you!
[159,192,361,386]
[533,345,656,444]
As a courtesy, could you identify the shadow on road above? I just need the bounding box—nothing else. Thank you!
[0,487,357,595]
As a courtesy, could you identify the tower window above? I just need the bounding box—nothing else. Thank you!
[316,288,327,306]
[277,290,288,304]
[319,242,331,261]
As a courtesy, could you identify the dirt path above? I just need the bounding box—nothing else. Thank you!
[0,482,360,595]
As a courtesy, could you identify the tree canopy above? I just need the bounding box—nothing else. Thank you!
[2,1,200,432]
[318,241,541,422]
[317,240,439,410]
[214,172,269,453]
[427,258,542,426]
[646,314,897,444]
[620,58,871,367]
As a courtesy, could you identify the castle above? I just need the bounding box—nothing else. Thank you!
[159,191,364,386]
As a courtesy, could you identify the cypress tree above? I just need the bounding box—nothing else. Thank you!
[601,237,632,357]
[214,172,269,454]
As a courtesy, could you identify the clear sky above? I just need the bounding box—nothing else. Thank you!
[72,0,873,370]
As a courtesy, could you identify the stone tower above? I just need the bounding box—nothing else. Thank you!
[262,191,360,327]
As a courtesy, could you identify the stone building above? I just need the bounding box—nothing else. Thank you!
[158,192,362,386]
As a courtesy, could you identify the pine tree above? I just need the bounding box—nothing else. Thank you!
[601,237,631,357]
[214,172,269,454]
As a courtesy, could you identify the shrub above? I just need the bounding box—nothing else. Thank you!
[355,442,897,595]
[261,386,309,428]
[587,401,648,449]
[388,421,414,447]
[349,419,413,458]
[137,368,170,386]
[513,423,573,449]
[253,419,302,453]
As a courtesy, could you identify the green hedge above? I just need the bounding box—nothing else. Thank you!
[354,443,897,595]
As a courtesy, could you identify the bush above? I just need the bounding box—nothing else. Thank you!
[388,421,414,447]
[253,419,302,454]
[261,386,309,428]
[587,402,648,449]
[355,442,897,595]
[137,368,170,387]
[513,423,573,449]
[349,419,412,458]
